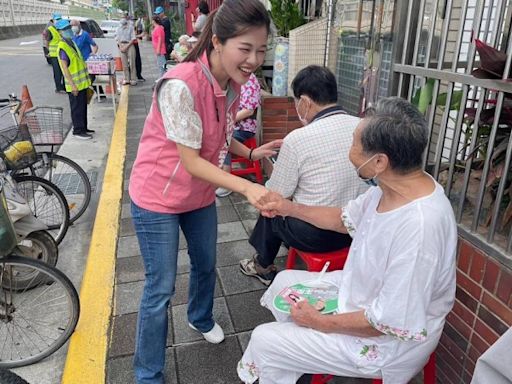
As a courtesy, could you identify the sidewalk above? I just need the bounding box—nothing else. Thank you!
[101,41,372,384]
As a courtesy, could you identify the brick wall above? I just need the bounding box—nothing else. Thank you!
[261,96,302,144]
[437,238,512,383]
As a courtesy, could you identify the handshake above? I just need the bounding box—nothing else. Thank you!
[248,188,295,218]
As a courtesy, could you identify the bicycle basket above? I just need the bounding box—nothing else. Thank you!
[0,186,17,257]
[0,125,37,170]
[23,106,64,145]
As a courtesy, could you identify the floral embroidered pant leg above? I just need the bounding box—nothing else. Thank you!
[238,270,376,384]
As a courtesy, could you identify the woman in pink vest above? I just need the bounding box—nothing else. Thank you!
[129,1,279,382]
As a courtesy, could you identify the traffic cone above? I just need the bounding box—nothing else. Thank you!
[21,85,33,110]
[19,85,33,124]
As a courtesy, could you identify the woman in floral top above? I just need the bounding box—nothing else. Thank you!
[216,72,261,197]
[238,97,457,384]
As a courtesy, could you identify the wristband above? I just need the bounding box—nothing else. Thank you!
[249,148,254,161]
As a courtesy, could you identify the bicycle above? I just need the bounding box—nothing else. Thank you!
[0,175,80,368]
[0,124,70,245]
[0,95,92,224]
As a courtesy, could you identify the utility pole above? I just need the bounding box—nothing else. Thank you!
[129,0,134,15]
[146,0,152,19]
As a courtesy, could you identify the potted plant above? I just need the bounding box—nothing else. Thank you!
[268,0,305,96]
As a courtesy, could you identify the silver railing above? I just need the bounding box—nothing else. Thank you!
[390,0,512,264]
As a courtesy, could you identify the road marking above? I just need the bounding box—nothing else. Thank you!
[62,86,129,384]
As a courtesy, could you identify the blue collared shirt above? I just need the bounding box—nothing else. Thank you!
[72,30,96,61]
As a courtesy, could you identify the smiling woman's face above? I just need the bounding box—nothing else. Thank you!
[213,26,268,86]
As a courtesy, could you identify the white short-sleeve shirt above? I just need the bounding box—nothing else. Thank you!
[338,181,457,380]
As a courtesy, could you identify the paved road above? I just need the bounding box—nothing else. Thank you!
[0,33,117,384]
[0,33,72,128]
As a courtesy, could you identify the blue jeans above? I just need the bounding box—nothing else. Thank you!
[223,129,255,166]
[131,201,217,384]
[156,54,166,77]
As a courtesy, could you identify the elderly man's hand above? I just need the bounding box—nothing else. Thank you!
[259,191,294,218]
[290,300,322,329]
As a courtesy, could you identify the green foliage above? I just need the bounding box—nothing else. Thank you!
[269,0,306,38]
[112,0,128,12]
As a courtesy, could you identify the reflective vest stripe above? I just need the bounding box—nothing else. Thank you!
[57,41,91,92]
[48,26,61,57]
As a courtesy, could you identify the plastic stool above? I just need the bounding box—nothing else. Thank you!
[231,137,263,183]
[286,247,349,272]
[311,353,436,384]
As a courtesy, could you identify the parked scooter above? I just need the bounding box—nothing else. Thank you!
[0,158,58,269]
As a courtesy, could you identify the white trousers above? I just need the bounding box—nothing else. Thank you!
[237,270,380,384]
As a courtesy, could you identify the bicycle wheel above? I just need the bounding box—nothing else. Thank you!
[13,176,70,245]
[14,230,58,269]
[0,369,29,384]
[0,256,80,368]
[30,153,92,224]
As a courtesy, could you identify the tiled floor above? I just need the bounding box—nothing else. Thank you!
[106,42,378,384]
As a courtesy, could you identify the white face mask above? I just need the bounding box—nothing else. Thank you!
[71,26,80,34]
[295,98,310,126]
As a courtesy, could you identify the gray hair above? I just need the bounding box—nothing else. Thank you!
[361,97,428,173]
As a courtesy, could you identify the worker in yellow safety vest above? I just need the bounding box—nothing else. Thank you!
[43,13,66,93]
[55,19,94,140]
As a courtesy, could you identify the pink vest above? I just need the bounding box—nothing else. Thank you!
[129,52,240,213]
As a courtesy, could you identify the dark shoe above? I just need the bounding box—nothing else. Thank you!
[86,129,95,133]
[55,89,67,94]
[239,256,277,286]
[137,77,146,82]
[73,132,93,140]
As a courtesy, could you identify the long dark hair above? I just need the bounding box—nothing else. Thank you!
[184,0,270,62]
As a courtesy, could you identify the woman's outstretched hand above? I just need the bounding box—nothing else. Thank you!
[258,191,294,218]
[250,139,283,160]
[243,182,270,210]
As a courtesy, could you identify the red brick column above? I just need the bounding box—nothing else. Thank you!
[261,96,302,144]
[437,238,512,383]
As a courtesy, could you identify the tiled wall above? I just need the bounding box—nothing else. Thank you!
[438,239,512,383]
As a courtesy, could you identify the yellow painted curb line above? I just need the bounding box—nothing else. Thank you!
[62,86,130,384]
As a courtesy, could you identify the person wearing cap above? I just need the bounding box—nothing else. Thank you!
[43,13,66,93]
[154,6,172,60]
[55,19,94,140]
[115,14,138,85]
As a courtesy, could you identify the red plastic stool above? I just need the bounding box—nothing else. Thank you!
[311,353,436,384]
[286,247,349,272]
[231,137,264,183]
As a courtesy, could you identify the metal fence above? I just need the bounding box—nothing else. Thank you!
[0,0,67,27]
[390,0,512,262]
[330,0,512,262]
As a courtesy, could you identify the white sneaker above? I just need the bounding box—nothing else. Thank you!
[188,322,225,344]
[215,187,232,198]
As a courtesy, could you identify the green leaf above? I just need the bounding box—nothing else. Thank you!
[437,90,463,110]
[416,79,435,114]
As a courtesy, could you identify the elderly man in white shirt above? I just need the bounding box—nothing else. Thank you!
[240,65,365,286]
[116,15,137,85]
[238,97,457,384]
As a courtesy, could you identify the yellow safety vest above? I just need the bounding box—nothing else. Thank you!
[57,40,92,92]
[48,25,61,58]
